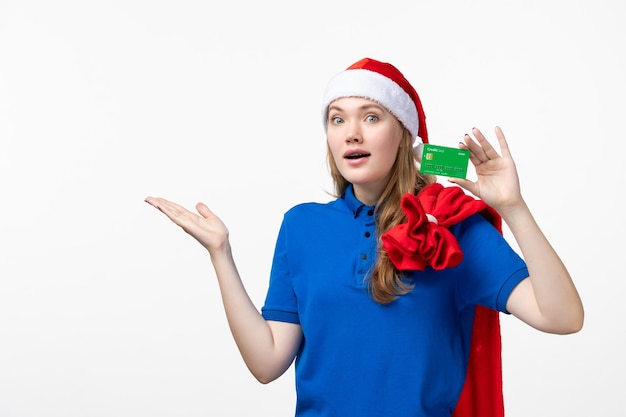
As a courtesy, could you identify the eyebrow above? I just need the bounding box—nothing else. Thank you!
[328,102,385,113]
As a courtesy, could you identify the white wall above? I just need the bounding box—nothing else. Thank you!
[0,1,623,416]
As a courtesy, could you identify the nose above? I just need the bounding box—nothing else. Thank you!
[345,124,363,144]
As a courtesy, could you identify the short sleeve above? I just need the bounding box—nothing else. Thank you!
[261,217,300,324]
[453,214,529,313]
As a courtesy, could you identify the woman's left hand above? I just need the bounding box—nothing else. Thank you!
[449,126,523,213]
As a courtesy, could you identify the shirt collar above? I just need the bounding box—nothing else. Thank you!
[343,184,376,218]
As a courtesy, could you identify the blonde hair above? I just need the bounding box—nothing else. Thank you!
[327,128,436,304]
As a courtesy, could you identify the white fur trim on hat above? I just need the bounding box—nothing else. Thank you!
[321,68,420,143]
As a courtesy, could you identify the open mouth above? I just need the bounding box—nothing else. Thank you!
[345,153,371,160]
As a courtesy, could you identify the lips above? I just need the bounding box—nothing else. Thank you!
[344,149,371,160]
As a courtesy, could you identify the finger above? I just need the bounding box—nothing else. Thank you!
[196,202,215,219]
[145,197,195,224]
[145,196,171,213]
[447,178,478,197]
[460,135,485,166]
[145,196,178,213]
[472,127,501,160]
[494,126,512,159]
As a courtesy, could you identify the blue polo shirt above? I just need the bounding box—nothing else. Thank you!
[261,185,528,417]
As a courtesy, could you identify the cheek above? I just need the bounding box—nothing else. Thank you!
[376,137,401,164]
[326,135,343,160]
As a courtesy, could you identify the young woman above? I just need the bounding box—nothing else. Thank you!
[145,58,583,417]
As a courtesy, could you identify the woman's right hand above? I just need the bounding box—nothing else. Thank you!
[144,197,229,254]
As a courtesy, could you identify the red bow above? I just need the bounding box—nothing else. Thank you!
[381,183,501,271]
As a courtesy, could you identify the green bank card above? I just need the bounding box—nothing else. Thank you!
[420,144,470,179]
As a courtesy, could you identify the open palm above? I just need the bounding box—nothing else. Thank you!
[144,197,229,253]
[449,126,523,212]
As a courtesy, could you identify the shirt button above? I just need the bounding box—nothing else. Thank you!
[364,231,371,238]
[361,254,367,260]
[367,209,374,216]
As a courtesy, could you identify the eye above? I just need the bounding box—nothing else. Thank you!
[366,114,379,122]
[331,116,344,125]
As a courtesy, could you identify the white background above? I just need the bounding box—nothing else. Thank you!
[0,0,624,416]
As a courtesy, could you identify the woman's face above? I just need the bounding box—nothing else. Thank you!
[326,97,404,206]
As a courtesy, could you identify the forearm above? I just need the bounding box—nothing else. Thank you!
[209,243,297,383]
[502,201,584,334]
[143,197,297,380]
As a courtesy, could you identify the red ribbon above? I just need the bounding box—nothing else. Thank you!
[381,183,501,271]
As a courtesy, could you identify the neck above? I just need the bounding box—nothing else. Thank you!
[353,183,383,206]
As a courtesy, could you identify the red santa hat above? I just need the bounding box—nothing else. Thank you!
[322,57,429,145]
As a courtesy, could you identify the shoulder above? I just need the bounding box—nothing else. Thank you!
[449,213,509,257]
[450,212,499,237]
[283,198,346,220]
[278,198,353,240]
[452,213,524,275]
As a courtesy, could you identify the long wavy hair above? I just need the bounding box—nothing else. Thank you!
[327,128,436,304]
